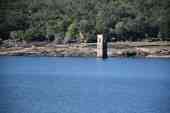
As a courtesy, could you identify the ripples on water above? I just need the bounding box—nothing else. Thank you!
[0,56,170,113]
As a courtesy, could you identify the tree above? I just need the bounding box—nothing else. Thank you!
[65,21,79,43]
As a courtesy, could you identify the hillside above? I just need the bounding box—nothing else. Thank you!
[0,0,170,43]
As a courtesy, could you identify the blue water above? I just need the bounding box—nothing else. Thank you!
[0,56,170,113]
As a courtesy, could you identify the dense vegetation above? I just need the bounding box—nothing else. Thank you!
[0,0,170,43]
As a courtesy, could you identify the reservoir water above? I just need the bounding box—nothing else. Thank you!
[0,56,170,113]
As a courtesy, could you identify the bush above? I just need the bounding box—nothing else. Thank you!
[123,50,137,57]
[0,38,2,45]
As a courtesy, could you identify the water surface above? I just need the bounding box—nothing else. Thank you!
[0,56,170,113]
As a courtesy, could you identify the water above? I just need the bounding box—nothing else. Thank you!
[0,56,170,113]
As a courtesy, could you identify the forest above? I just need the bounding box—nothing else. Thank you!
[0,0,170,43]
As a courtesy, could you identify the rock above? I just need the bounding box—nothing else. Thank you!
[2,40,16,48]
[159,49,170,55]
[136,47,151,53]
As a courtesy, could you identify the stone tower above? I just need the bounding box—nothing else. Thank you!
[97,34,107,58]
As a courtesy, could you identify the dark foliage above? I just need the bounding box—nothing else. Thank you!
[0,0,170,43]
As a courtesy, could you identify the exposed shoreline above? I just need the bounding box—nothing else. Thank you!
[0,41,170,58]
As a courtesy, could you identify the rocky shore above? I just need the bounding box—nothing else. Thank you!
[0,40,170,58]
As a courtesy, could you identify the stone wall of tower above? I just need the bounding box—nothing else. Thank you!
[97,34,107,58]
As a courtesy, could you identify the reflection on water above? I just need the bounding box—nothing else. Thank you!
[0,56,170,113]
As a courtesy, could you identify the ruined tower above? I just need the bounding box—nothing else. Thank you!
[97,34,107,58]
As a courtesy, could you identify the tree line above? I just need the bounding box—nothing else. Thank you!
[0,0,170,43]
